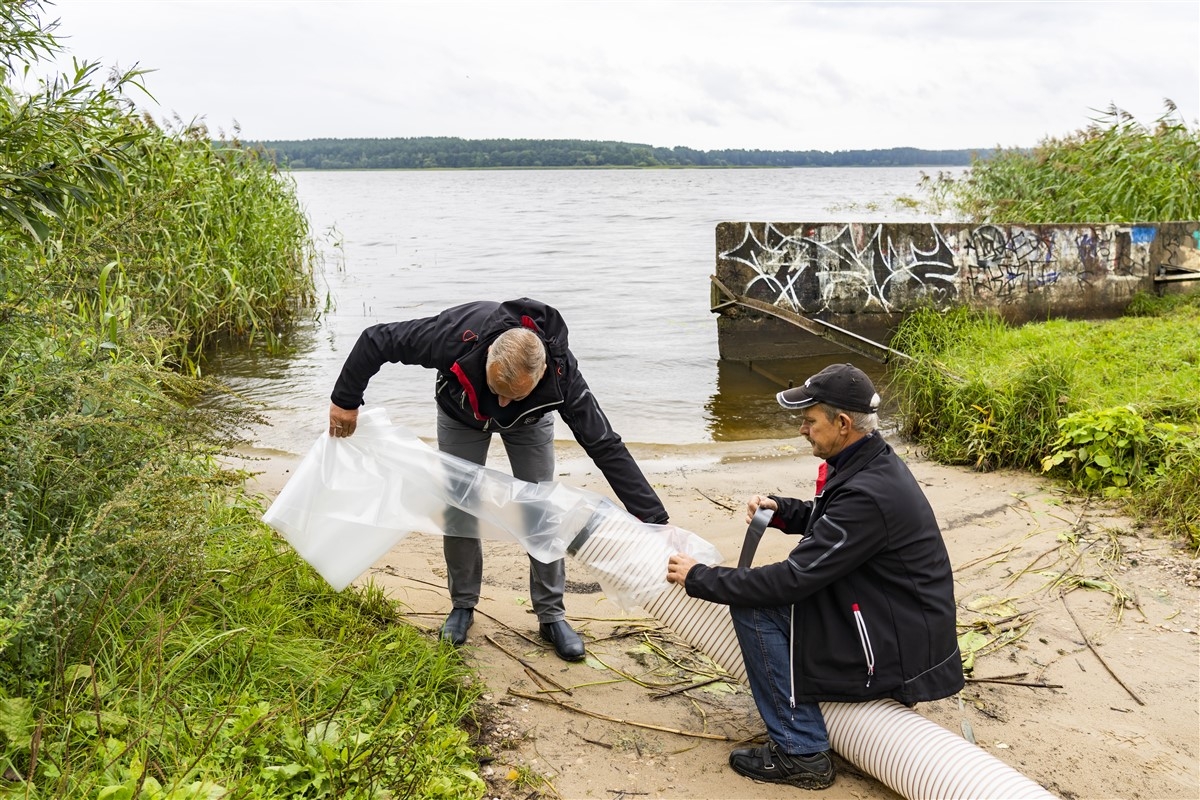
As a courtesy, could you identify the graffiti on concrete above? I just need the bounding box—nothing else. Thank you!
[962,224,1060,300]
[1157,227,1200,274]
[721,223,959,314]
[718,222,1172,316]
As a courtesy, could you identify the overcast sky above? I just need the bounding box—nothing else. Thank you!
[42,0,1200,152]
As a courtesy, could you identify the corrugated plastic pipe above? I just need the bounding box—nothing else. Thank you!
[567,507,1055,800]
[266,410,1054,799]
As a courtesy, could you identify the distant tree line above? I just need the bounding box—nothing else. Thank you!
[248,136,983,170]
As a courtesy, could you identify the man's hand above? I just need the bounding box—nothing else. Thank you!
[746,494,778,524]
[329,403,359,438]
[666,553,698,586]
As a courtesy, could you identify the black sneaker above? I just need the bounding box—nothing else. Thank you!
[728,741,835,789]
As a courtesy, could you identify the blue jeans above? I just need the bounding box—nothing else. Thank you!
[731,604,830,755]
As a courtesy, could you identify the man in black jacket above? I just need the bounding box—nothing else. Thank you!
[666,363,962,790]
[329,298,668,661]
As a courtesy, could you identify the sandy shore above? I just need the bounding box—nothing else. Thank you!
[245,431,1199,800]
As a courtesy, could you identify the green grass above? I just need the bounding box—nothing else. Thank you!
[15,501,486,799]
[890,298,1200,548]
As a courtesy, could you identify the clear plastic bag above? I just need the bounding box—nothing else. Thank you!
[263,407,723,608]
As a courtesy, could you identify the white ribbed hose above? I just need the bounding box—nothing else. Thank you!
[568,509,1055,800]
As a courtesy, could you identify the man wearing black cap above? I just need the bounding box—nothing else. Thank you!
[666,363,962,790]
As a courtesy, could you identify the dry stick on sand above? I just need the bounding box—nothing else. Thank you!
[651,676,727,699]
[1004,541,1068,589]
[1059,589,1145,706]
[965,677,1063,689]
[953,529,1043,573]
[507,687,733,741]
[694,487,737,512]
[485,634,573,697]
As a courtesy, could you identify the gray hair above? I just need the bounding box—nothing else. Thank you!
[486,328,546,386]
[816,403,878,434]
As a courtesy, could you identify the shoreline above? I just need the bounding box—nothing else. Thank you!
[244,430,1199,800]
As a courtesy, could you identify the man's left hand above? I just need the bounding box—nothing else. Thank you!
[666,553,698,586]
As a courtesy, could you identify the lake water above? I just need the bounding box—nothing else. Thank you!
[208,167,945,455]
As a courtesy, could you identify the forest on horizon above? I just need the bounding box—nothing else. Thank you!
[251,136,986,169]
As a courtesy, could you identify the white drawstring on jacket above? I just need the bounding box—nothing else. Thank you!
[852,603,876,687]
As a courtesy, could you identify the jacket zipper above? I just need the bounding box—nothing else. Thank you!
[481,400,559,431]
[788,606,796,708]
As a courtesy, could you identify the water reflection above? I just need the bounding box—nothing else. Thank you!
[708,357,896,442]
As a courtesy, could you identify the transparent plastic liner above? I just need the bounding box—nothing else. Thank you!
[263,407,721,603]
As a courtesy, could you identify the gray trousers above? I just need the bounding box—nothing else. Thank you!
[436,408,566,623]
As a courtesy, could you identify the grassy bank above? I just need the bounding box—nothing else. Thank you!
[891,296,1200,549]
[1,4,488,797]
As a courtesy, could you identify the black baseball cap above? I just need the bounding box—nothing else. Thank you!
[777,363,880,413]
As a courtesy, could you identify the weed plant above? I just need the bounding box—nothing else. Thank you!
[18,502,485,798]
[890,300,1200,548]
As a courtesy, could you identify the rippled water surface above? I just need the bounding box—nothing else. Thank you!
[208,167,940,453]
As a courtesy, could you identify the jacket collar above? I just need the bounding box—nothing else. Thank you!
[450,335,560,424]
[822,432,885,492]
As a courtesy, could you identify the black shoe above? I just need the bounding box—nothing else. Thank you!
[538,620,586,662]
[729,741,835,790]
[440,608,474,646]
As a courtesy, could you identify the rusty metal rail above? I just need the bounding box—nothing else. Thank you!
[710,275,911,364]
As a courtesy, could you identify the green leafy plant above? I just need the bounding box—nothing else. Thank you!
[1040,406,1153,495]
[0,3,149,244]
[1133,433,1200,549]
[890,299,1200,546]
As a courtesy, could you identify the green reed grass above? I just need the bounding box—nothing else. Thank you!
[2,6,490,795]
[913,100,1200,223]
[58,118,317,370]
[890,299,1200,548]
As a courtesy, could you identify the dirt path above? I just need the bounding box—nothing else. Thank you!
[251,436,1199,800]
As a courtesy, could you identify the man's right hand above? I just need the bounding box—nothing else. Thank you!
[746,494,778,524]
[329,403,359,438]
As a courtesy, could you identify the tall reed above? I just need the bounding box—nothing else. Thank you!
[2,6,491,796]
[916,100,1200,223]
[58,117,317,371]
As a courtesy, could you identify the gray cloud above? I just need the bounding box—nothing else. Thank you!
[42,0,1199,151]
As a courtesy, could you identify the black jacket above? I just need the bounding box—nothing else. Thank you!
[684,433,963,704]
[330,298,668,524]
